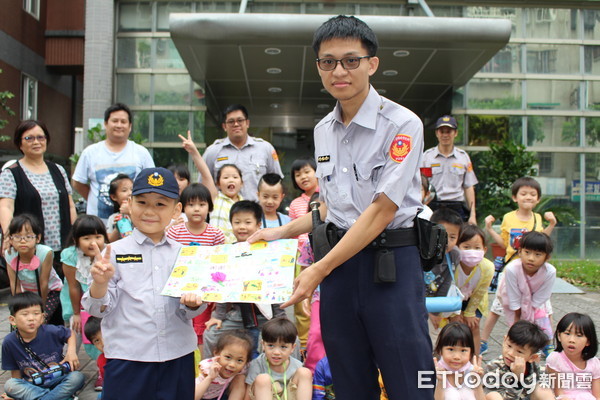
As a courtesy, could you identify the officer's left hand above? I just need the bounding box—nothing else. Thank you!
[180,292,203,310]
[280,263,326,308]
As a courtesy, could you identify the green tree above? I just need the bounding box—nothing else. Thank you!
[472,140,538,222]
[0,68,15,140]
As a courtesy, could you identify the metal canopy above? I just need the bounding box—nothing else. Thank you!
[170,13,511,128]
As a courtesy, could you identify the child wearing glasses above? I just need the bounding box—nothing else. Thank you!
[4,214,63,323]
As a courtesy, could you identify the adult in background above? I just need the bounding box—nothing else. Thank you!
[0,120,77,314]
[249,15,433,399]
[72,103,154,223]
[422,115,478,224]
[202,104,283,201]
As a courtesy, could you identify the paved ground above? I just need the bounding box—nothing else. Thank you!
[0,287,598,398]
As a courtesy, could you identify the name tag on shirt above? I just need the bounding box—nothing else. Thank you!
[116,254,143,263]
[317,155,331,163]
[217,156,229,162]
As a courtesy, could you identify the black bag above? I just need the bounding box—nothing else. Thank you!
[415,217,447,272]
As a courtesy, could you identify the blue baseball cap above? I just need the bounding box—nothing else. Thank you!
[435,115,458,129]
[132,167,179,199]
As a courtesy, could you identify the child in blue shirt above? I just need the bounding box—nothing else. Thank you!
[2,292,84,400]
[82,167,205,400]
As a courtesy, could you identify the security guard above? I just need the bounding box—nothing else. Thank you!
[249,15,434,400]
[203,104,283,201]
[422,115,478,224]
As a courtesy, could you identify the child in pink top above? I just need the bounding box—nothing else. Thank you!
[496,232,555,341]
[288,158,318,248]
[545,313,600,400]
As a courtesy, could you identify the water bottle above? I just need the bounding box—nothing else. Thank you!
[489,256,504,292]
[116,216,133,237]
[31,362,71,386]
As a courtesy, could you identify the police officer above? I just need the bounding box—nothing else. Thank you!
[203,104,283,201]
[249,15,433,400]
[423,115,478,224]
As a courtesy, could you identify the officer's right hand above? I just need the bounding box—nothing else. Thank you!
[90,243,115,285]
[484,215,495,229]
[247,226,283,244]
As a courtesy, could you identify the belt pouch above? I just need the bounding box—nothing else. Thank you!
[373,248,396,283]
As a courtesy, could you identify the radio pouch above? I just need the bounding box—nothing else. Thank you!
[415,216,448,272]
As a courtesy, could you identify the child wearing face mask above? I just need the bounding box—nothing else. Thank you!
[449,225,494,355]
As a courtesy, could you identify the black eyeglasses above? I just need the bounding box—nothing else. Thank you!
[225,118,247,127]
[22,135,47,143]
[316,56,371,71]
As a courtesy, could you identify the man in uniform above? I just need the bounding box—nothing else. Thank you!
[203,104,283,201]
[422,115,478,224]
[248,15,434,400]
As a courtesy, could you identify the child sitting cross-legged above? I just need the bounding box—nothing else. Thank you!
[245,318,312,400]
[2,292,85,400]
[484,320,554,400]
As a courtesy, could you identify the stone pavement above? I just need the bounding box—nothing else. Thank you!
[0,288,599,398]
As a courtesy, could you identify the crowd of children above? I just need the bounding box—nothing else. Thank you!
[1,133,598,400]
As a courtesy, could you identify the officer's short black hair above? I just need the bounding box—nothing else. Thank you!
[84,316,102,341]
[104,103,132,124]
[312,15,378,57]
[261,317,297,345]
[511,177,542,198]
[9,292,44,316]
[506,320,548,354]
[229,200,263,223]
[430,207,463,228]
[222,104,249,123]
[519,231,553,256]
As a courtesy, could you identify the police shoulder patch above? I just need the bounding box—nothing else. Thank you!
[389,134,411,163]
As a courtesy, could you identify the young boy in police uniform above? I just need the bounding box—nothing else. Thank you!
[82,167,205,400]
[249,15,434,400]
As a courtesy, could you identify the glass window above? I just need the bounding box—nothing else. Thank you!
[132,111,150,141]
[481,44,521,74]
[118,3,152,32]
[467,79,522,109]
[154,38,185,69]
[195,1,240,13]
[192,82,206,106]
[583,10,600,40]
[428,6,464,17]
[116,74,151,106]
[526,44,579,74]
[584,154,600,258]
[587,81,600,110]
[117,38,152,69]
[359,4,403,15]
[154,75,192,105]
[585,117,600,147]
[157,2,191,31]
[467,115,522,145]
[584,46,600,75]
[154,111,190,142]
[465,7,523,37]
[527,80,580,110]
[21,75,37,120]
[525,8,579,39]
[527,116,580,147]
[23,0,39,19]
[152,147,188,170]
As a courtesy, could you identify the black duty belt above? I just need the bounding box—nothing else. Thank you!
[335,227,418,249]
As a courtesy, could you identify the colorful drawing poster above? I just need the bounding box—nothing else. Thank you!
[161,239,298,304]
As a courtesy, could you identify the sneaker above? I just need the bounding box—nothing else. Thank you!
[542,344,555,358]
[94,376,103,392]
[480,340,489,355]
